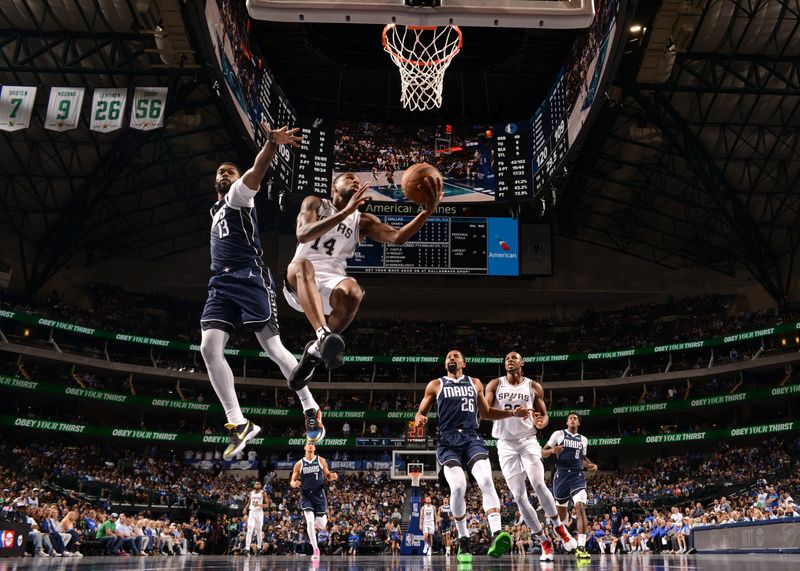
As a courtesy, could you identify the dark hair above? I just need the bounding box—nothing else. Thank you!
[447,349,465,360]
[218,161,242,174]
[567,412,581,421]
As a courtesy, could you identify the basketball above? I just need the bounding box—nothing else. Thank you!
[401,162,442,205]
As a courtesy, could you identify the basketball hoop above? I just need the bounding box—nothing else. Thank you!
[382,23,463,111]
[409,469,423,488]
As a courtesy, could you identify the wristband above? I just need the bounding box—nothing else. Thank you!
[267,130,275,144]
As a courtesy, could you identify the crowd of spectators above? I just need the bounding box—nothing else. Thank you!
[1,436,797,557]
[5,288,800,363]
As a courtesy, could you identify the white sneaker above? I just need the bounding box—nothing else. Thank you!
[39,551,50,557]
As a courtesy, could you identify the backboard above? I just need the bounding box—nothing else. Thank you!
[246,0,596,29]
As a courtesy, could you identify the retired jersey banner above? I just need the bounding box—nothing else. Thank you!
[44,87,85,132]
[89,87,127,133]
[0,86,37,131]
[129,87,167,130]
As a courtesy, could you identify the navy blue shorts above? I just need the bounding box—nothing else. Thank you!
[552,469,586,503]
[436,430,489,469]
[200,266,279,334]
[300,491,327,516]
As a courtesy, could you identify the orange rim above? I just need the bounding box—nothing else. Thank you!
[382,24,463,67]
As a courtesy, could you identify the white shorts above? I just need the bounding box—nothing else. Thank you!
[555,489,588,508]
[247,511,264,532]
[422,524,435,536]
[283,264,353,316]
[496,436,543,479]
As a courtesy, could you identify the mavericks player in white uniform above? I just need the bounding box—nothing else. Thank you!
[421,497,437,556]
[285,172,443,395]
[485,352,577,561]
[242,481,267,555]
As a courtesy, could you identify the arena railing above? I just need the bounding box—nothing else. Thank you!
[1,414,796,449]
[1,308,798,364]
[2,373,798,420]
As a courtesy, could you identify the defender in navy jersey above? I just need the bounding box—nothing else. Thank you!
[198,123,325,459]
[415,350,531,563]
[286,172,443,389]
[438,498,453,556]
[290,442,338,559]
[542,413,598,559]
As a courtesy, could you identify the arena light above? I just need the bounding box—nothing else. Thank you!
[630,24,642,33]
[781,338,787,346]
[23,329,30,337]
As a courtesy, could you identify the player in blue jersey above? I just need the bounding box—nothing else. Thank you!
[415,349,531,564]
[199,122,325,459]
[438,497,453,556]
[290,442,338,560]
[542,412,598,559]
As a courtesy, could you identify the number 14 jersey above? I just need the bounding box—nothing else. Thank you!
[291,198,361,275]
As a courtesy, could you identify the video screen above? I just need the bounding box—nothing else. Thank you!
[334,121,497,203]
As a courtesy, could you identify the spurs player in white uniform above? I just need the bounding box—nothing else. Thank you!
[421,497,437,556]
[285,172,443,390]
[485,352,577,561]
[242,481,267,555]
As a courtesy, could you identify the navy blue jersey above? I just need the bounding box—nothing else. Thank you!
[209,179,263,272]
[547,430,588,472]
[436,376,479,433]
[300,456,324,496]
[439,505,452,529]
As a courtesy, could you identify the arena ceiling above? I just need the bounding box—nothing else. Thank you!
[0,0,797,303]
[559,0,800,302]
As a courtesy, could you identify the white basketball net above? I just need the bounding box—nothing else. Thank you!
[409,469,423,487]
[382,24,463,111]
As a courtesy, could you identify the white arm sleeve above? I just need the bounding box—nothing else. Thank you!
[225,178,259,208]
[546,430,563,448]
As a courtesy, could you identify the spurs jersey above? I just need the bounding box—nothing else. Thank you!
[491,376,538,440]
[248,490,265,513]
[421,504,436,527]
[436,376,480,433]
[291,198,361,275]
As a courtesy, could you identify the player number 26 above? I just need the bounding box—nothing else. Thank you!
[460,398,474,413]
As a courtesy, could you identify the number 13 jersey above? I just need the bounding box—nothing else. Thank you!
[291,198,361,275]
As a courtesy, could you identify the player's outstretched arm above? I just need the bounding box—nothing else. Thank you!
[474,377,531,420]
[414,380,440,426]
[320,457,338,481]
[362,178,443,245]
[242,121,302,191]
[289,461,302,489]
[541,431,563,458]
[296,183,370,243]
[531,380,549,430]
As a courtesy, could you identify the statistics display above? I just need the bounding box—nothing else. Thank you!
[348,216,518,276]
[494,120,533,200]
[531,71,570,195]
[204,0,333,193]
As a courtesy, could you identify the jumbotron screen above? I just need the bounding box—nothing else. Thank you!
[347,215,519,276]
[333,121,497,203]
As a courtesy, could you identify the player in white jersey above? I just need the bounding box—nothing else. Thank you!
[242,481,267,555]
[420,497,437,556]
[285,172,443,396]
[485,352,578,561]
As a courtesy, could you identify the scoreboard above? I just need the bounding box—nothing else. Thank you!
[347,215,518,276]
[494,120,533,200]
[531,70,570,196]
[294,118,334,195]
